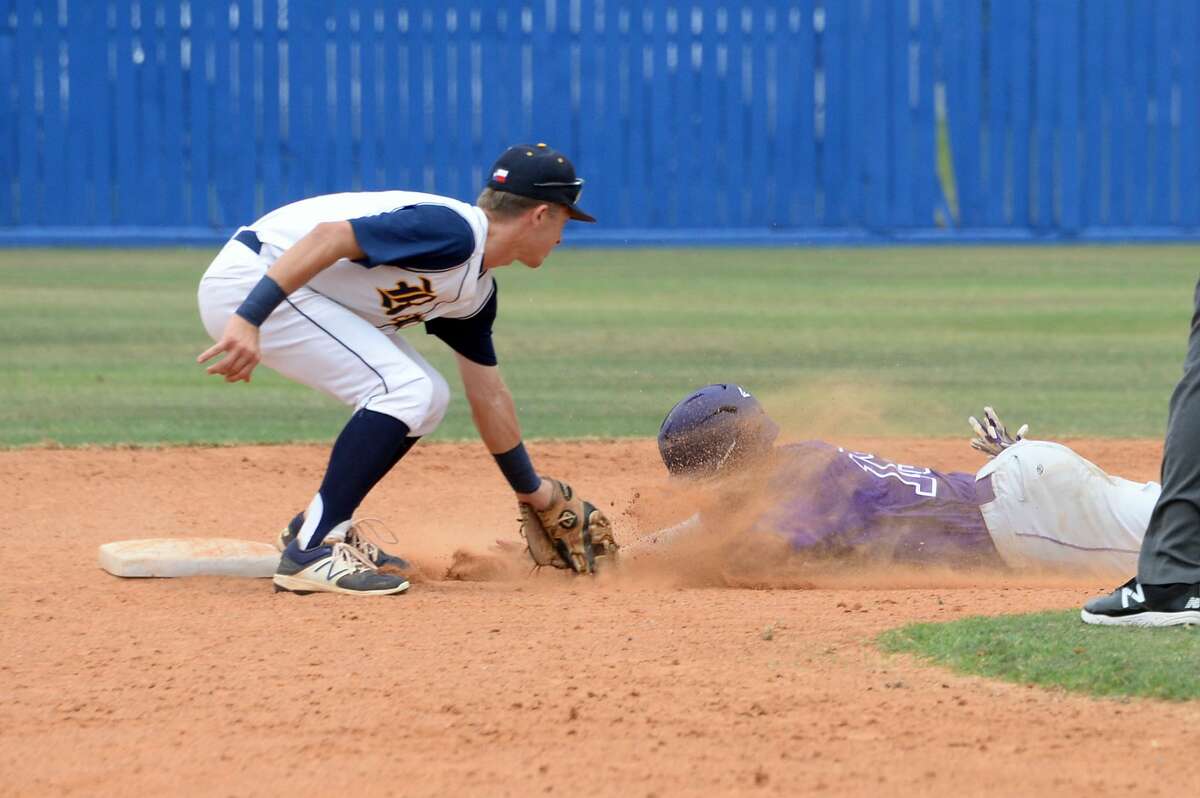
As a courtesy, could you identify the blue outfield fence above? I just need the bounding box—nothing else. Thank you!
[2,0,1199,246]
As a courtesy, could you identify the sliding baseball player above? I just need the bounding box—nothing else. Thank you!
[629,384,1155,576]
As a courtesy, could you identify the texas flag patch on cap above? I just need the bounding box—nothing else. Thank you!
[492,168,509,183]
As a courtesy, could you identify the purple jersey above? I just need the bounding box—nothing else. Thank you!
[754,442,1001,566]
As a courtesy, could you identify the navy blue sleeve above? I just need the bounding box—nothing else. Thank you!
[347,204,475,269]
[424,284,498,366]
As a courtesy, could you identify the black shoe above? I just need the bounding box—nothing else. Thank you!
[1081,577,1200,627]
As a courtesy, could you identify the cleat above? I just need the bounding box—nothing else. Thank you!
[276,514,413,577]
[1081,577,1200,627]
[272,542,409,596]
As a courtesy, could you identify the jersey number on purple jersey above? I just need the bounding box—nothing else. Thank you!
[845,452,938,497]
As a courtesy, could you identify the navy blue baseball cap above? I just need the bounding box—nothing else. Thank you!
[486,143,596,223]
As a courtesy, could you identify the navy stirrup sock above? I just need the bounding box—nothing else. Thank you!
[296,409,419,550]
[285,540,332,564]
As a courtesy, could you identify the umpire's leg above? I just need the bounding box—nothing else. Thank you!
[1138,276,1200,592]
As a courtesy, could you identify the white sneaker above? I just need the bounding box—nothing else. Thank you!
[273,542,409,596]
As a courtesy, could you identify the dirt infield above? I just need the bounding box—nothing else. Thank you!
[4,437,1198,796]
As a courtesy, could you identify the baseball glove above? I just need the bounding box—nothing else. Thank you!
[518,477,619,574]
[968,406,1029,456]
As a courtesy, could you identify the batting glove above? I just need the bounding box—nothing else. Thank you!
[968,406,1028,457]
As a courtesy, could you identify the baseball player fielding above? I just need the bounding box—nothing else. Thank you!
[197,143,615,596]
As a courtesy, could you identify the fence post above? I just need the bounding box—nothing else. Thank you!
[1182,0,1200,227]
[1081,3,1104,229]
[984,0,1010,227]
[913,0,936,228]
[822,1,847,227]
[261,0,283,207]
[1105,1,1129,226]
[1057,1,1080,234]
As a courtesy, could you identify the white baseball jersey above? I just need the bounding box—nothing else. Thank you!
[199,190,503,436]
[215,190,498,366]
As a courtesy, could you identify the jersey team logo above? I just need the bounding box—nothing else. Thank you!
[845,450,939,497]
[377,277,438,329]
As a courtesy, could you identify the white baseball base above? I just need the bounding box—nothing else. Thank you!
[98,538,280,578]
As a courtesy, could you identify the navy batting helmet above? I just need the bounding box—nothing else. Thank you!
[657,384,780,478]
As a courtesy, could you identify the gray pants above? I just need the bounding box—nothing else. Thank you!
[1138,277,1200,586]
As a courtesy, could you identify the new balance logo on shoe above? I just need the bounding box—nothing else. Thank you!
[1120,583,1145,608]
[313,558,352,582]
[1186,597,1200,610]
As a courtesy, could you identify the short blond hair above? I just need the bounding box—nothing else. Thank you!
[476,187,547,219]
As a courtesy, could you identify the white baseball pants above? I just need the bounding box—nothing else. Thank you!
[196,239,450,437]
[977,440,1158,577]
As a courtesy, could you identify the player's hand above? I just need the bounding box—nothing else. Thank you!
[515,478,555,511]
[968,406,1028,456]
[517,477,619,574]
[197,314,262,383]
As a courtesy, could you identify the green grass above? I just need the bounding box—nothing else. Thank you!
[0,245,1196,446]
[879,610,1200,701]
